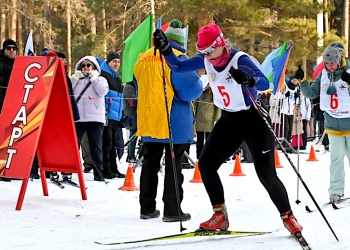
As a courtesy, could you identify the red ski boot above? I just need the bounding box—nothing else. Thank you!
[281,210,303,235]
[199,203,229,231]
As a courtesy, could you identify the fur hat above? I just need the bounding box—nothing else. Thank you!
[323,46,341,66]
[2,39,17,52]
[164,19,185,46]
[107,52,120,64]
[196,24,225,51]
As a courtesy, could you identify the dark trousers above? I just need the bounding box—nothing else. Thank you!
[196,131,210,159]
[199,106,291,214]
[127,128,137,157]
[281,114,293,142]
[241,141,252,161]
[103,120,119,174]
[317,120,329,146]
[139,142,186,216]
[114,126,124,160]
[76,122,104,176]
[182,143,191,163]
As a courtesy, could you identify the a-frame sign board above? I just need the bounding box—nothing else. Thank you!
[0,56,87,210]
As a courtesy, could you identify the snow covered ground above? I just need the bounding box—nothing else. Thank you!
[1,141,350,250]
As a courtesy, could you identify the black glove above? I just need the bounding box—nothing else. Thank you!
[285,91,290,98]
[295,65,305,80]
[341,69,350,83]
[229,67,255,87]
[294,91,300,99]
[153,29,172,56]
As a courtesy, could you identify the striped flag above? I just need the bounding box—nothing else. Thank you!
[262,41,293,94]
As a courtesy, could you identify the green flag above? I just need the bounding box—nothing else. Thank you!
[122,15,153,83]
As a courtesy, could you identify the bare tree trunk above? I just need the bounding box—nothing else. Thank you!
[91,14,96,35]
[324,0,329,33]
[67,0,72,75]
[343,0,349,56]
[18,0,23,55]
[102,7,107,56]
[0,1,6,42]
[11,0,17,41]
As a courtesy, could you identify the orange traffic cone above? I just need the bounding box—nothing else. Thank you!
[118,164,139,191]
[230,155,246,176]
[307,145,318,161]
[274,149,283,168]
[190,161,202,183]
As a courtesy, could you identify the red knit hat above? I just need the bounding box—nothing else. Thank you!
[196,24,225,51]
[45,51,58,57]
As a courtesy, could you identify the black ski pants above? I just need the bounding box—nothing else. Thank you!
[198,106,291,214]
[139,142,186,216]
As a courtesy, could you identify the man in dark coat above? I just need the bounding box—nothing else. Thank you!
[0,39,18,182]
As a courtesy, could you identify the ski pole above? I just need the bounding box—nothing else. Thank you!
[123,132,137,148]
[157,49,186,232]
[77,136,108,185]
[244,85,338,241]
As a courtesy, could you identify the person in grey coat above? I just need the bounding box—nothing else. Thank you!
[300,42,350,202]
[71,56,109,181]
[123,80,138,163]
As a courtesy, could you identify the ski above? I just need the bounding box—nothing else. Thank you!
[331,201,350,209]
[62,180,79,188]
[51,179,65,189]
[294,232,311,250]
[305,197,350,213]
[94,230,271,245]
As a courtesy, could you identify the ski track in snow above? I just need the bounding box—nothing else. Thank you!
[1,141,350,250]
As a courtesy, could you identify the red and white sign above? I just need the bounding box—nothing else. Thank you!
[0,56,86,210]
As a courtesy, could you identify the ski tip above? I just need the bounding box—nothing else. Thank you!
[331,202,339,209]
[305,206,312,212]
[104,181,109,185]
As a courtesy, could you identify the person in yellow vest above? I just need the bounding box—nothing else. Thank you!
[134,19,202,222]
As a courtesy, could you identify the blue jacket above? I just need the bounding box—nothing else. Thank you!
[100,62,124,122]
[141,41,203,144]
[164,48,269,107]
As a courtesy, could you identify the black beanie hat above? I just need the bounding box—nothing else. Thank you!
[107,52,120,63]
[2,39,17,51]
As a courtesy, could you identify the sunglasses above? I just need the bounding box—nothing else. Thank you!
[198,45,216,55]
[196,33,224,55]
[5,46,17,51]
[81,63,92,68]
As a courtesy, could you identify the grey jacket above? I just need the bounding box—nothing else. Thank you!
[300,59,350,136]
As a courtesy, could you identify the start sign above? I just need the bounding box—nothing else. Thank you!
[0,56,86,210]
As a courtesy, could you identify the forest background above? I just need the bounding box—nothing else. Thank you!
[0,0,349,79]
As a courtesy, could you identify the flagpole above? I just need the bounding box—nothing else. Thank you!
[150,0,156,31]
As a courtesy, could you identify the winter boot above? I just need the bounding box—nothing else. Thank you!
[126,155,137,163]
[199,203,229,231]
[162,212,191,222]
[50,172,59,182]
[61,172,72,182]
[281,210,303,235]
[140,210,160,220]
[115,169,126,178]
[329,194,343,203]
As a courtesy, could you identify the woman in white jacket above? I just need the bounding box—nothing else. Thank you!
[70,56,109,181]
